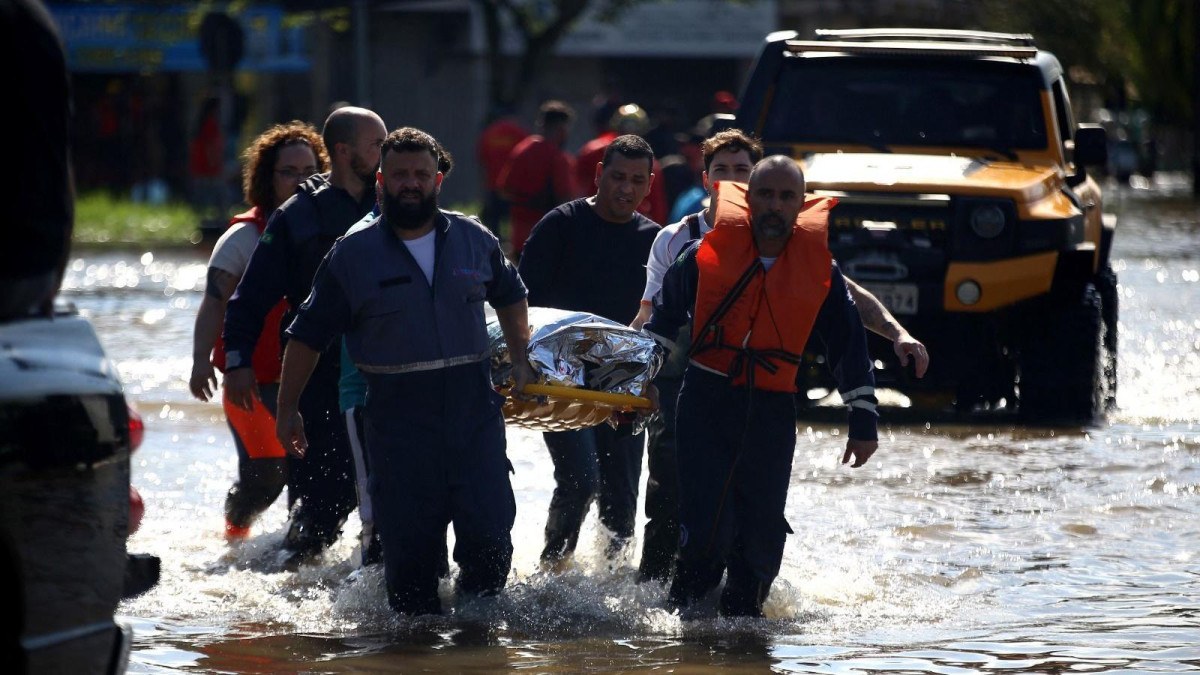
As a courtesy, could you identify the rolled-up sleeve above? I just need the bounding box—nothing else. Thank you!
[284,249,352,353]
[642,224,676,303]
[644,241,699,350]
[486,243,527,308]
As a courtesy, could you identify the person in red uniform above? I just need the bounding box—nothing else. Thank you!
[497,100,577,256]
[476,105,529,241]
[575,103,668,225]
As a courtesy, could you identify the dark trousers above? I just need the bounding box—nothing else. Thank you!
[365,363,515,615]
[668,367,797,617]
[225,382,286,528]
[637,374,683,582]
[284,356,358,555]
[541,422,645,563]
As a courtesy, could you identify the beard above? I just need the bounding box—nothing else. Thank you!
[350,153,377,186]
[754,213,791,240]
[383,188,439,230]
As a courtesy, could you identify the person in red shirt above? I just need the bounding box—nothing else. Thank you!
[476,106,529,240]
[497,100,576,255]
[575,103,668,225]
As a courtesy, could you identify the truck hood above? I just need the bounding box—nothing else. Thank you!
[802,152,1063,201]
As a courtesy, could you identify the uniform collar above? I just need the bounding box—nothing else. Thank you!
[380,210,452,242]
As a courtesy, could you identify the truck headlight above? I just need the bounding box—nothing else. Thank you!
[970,204,1006,238]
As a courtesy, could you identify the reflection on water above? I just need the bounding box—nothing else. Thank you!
[60,177,1200,673]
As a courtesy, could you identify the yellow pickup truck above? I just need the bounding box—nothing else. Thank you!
[734,28,1117,422]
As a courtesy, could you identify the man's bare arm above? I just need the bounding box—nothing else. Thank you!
[496,299,536,396]
[845,278,929,378]
[190,268,240,401]
[275,340,321,457]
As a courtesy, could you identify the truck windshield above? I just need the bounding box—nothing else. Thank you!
[762,56,1049,152]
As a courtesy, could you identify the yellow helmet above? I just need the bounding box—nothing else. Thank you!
[609,103,649,135]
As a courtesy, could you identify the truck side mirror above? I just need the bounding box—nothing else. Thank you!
[1067,124,1107,186]
[1074,124,1108,166]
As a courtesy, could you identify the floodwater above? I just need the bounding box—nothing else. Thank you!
[63,176,1199,673]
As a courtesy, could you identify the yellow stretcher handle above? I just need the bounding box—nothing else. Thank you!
[518,383,653,409]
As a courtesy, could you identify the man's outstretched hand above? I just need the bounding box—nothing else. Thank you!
[842,438,878,468]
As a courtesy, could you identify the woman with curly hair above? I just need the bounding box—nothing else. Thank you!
[189,121,329,540]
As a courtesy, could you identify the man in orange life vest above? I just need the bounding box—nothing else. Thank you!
[644,156,880,617]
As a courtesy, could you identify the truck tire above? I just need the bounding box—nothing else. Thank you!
[1094,264,1119,411]
[1018,284,1104,423]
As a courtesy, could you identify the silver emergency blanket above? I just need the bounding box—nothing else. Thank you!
[488,306,663,397]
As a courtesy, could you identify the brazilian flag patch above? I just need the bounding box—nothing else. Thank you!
[260,232,274,245]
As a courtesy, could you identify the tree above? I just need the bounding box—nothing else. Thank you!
[474,0,650,114]
[1123,0,1194,126]
[977,0,1135,107]
[1118,0,1195,192]
[977,0,1196,189]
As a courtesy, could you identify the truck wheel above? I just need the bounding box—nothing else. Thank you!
[1018,284,1104,423]
[1095,264,1119,411]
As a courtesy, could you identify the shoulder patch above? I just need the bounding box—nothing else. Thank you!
[259,232,274,245]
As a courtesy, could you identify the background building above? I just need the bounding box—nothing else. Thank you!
[51,0,1187,209]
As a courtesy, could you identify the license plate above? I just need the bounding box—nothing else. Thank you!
[862,283,918,315]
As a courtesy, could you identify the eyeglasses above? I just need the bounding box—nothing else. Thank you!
[275,168,314,180]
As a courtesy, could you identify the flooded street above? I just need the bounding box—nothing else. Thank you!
[66,177,1200,673]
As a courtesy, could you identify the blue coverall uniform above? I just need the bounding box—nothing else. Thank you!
[287,210,525,615]
[224,173,373,560]
[646,243,878,616]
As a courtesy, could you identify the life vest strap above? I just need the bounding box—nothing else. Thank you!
[689,258,762,359]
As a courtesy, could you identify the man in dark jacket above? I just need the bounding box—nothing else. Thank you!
[518,134,661,569]
[223,105,386,567]
[646,156,879,617]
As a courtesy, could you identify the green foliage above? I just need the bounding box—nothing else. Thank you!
[978,0,1193,123]
[73,192,204,247]
[979,1,1133,94]
[1125,0,1194,123]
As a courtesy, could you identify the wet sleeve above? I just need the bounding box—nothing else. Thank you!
[644,242,699,350]
[810,263,879,441]
[223,209,290,370]
[284,248,352,354]
[517,210,565,309]
[486,239,527,309]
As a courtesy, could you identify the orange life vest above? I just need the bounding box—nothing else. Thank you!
[689,182,835,393]
[211,207,287,383]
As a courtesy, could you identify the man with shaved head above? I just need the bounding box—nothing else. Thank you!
[644,155,879,617]
[224,105,387,567]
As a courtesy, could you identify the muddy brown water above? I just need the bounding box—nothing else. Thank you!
[61,177,1199,673]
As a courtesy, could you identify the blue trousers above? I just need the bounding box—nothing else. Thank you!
[541,422,645,563]
[364,362,515,615]
[637,374,683,581]
[669,367,797,617]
